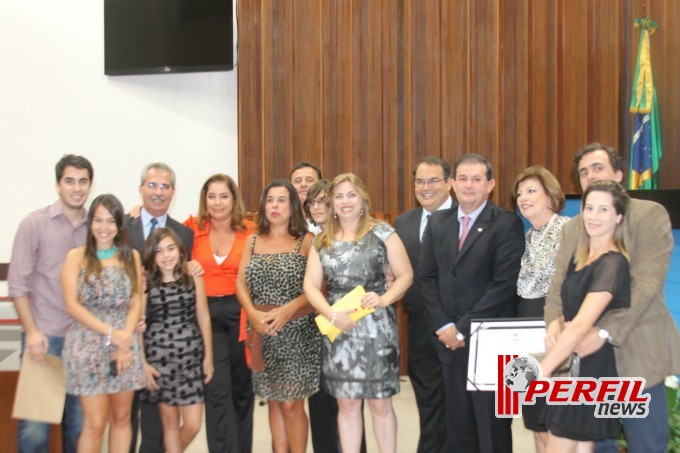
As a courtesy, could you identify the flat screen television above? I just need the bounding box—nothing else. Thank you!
[105,0,234,75]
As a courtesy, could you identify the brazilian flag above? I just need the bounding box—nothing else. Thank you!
[629,17,662,190]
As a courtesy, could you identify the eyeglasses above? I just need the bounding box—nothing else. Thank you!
[306,199,326,208]
[414,177,446,188]
[145,182,172,191]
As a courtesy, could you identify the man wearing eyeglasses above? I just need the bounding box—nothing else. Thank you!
[127,162,194,452]
[395,156,454,453]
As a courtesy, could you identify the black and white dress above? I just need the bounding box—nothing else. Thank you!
[245,236,321,401]
[143,280,205,405]
[317,223,400,399]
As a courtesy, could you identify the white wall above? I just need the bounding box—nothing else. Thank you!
[0,0,239,261]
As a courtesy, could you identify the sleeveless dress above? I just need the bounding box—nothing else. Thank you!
[245,235,321,401]
[318,223,400,399]
[543,252,630,441]
[64,266,145,395]
[142,280,205,405]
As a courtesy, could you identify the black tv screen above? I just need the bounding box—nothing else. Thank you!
[105,0,234,75]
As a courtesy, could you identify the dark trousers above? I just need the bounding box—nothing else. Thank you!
[407,309,447,453]
[308,389,341,452]
[595,381,669,453]
[129,393,164,453]
[206,296,254,453]
[442,347,513,453]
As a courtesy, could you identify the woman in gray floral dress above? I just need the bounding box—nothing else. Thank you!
[304,173,413,453]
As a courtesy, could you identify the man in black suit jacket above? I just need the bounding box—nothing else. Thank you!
[395,156,454,453]
[128,163,194,453]
[419,154,524,453]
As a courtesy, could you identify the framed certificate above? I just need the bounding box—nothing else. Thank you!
[466,318,545,391]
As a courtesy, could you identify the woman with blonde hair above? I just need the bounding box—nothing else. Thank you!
[304,173,413,453]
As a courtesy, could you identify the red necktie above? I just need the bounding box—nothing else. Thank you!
[459,216,470,251]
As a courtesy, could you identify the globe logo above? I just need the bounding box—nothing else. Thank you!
[503,356,541,393]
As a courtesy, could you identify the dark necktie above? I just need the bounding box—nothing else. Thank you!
[421,214,430,242]
[149,217,158,236]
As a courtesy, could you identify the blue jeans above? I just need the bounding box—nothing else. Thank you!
[595,380,668,453]
[18,334,83,453]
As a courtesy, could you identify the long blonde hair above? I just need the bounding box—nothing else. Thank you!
[574,180,630,268]
[314,173,383,250]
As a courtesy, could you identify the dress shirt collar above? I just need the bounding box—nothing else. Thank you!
[48,199,88,228]
[141,208,168,238]
[420,197,453,241]
[457,201,487,228]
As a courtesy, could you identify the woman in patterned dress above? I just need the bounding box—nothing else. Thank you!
[236,180,318,453]
[140,227,213,452]
[62,194,145,453]
[513,166,570,453]
[304,173,413,453]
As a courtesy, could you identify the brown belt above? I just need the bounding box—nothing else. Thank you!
[246,304,315,372]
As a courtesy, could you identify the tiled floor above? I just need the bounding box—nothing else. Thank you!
[2,323,536,452]
[181,377,536,452]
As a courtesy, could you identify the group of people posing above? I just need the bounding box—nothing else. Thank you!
[7,143,680,453]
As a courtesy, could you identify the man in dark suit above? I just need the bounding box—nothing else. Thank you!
[419,153,525,452]
[395,156,454,453]
[128,162,194,453]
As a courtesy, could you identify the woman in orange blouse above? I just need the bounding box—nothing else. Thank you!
[183,174,255,453]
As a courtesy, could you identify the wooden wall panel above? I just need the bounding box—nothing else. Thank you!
[239,0,680,208]
[468,0,499,160]
[527,1,558,173]
[498,0,529,207]
[239,0,680,378]
[262,1,294,185]
[322,0,352,177]
[381,0,402,211]
[351,0,384,205]
[440,0,468,181]
[557,0,589,195]
[238,0,264,210]
[293,0,323,166]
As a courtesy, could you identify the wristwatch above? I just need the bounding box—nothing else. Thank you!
[597,327,613,344]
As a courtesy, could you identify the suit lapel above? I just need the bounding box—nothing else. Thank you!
[447,207,461,264]
[406,208,423,253]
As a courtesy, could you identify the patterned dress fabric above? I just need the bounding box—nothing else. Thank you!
[543,252,630,441]
[143,281,205,405]
[64,266,145,395]
[318,223,400,399]
[245,236,321,401]
[517,215,570,299]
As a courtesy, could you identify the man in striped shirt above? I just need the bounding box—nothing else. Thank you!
[8,154,93,453]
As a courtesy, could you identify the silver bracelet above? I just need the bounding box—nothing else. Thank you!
[105,325,112,346]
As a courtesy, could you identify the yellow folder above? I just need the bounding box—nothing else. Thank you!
[315,285,375,342]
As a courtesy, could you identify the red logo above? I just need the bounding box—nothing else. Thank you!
[495,355,650,419]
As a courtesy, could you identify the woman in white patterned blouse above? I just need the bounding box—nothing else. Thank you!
[514,166,570,453]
